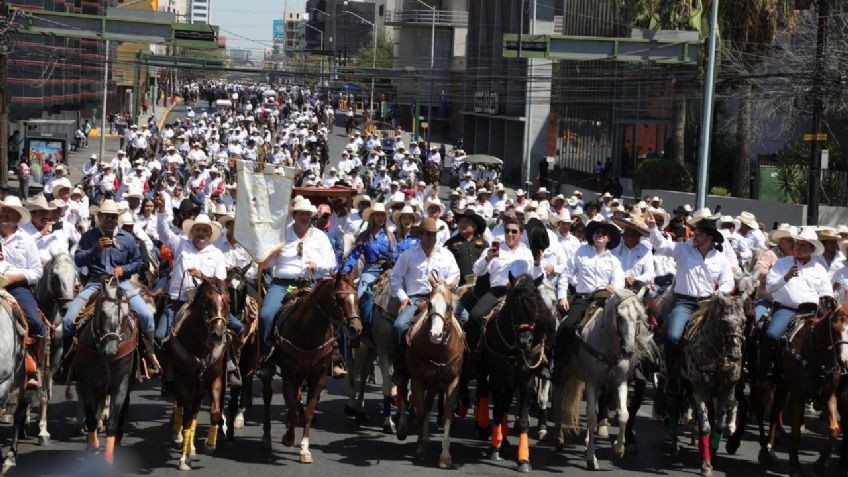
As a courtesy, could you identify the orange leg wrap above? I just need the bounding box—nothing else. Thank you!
[103,436,116,464]
[518,432,530,462]
[491,418,504,449]
[87,431,98,451]
[476,396,490,429]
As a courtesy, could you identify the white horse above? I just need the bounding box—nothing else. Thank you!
[0,296,30,473]
[554,287,648,470]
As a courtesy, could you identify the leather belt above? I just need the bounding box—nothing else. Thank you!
[674,293,711,302]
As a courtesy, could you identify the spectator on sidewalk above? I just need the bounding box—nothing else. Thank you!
[16,158,31,199]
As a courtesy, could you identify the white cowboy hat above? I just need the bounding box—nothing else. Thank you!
[70,188,84,198]
[119,211,136,226]
[385,192,407,211]
[572,190,583,197]
[534,187,549,196]
[686,207,720,226]
[124,187,144,200]
[97,199,121,216]
[0,196,31,224]
[362,202,388,222]
[50,178,73,197]
[649,207,671,227]
[290,196,317,215]
[50,198,66,209]
[767,223,796,246]
[25,194,56,212]
[566,196,579,207]
[736,211,759,230]
[424,198,445,217]
[217,212,235,227]
[182,214,222,242]
[570,206,584,220]
[494,183,506,192]
[793,226,824,256]
[551,194,566,205]
[392,205,421,226]
[353,194,372,209]
[817,227,841,242]
[611,215,650,238]
[449,188,465,198]
[515,189,526,197]
[211,202,229,216]
[549,209,572,225]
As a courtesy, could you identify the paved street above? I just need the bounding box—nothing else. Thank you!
[10,103,842,477]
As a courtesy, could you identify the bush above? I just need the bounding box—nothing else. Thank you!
[710,186,731,197]
[634,159,694,193]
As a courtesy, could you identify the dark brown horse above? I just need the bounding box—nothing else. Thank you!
[262,272,361,463]
[396,277,464,468]
[757,297,847,477]
[167,275,230,471]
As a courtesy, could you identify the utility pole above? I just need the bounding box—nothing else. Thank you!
[695,0,720,209]
[0,0,10,186]
[99,40,110,161]
[807,0,829,225]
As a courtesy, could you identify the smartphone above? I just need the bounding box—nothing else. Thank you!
[491,240,500,250]
[772,221,779,231]
[713,204,722,214]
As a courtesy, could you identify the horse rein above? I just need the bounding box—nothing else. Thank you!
[490,300,546,370]
[94,277,130,348]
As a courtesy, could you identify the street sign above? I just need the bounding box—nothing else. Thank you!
[803,133,828,141]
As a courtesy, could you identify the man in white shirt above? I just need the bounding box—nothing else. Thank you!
[718,217,752,270]
[737,212,767,253]
[390,217,460,386]
[611,216,655,290]
[549,209,580,275]
[22,195,70,264]
[424,198,451,246]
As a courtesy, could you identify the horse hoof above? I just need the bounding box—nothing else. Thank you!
[586,457,600,470]
[382,422,394,434]
[38,436,51,446]
[701,461,713,477]
[397,422,408,442]
[538,428,548,441]
[438,455,453,469]
[300,451,313,464]
[355,410,369,424]
[204,442,216,455]
[172,436,184,450]
[282,434,295,447]
[758,448,779,466]
[234,414,245,429]
[489,449,502,461]
[597,424,609,439]
[178,460,191,471]
[344,404,357,418]
[189,446,197,458]
[555,438,566,453]
[517,461,531,473]
[612,442,625,459]
[414,446,427,461]
[261,434,272,450]
[726,435,741,455]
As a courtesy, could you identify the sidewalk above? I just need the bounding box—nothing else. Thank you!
[88,97,182,137]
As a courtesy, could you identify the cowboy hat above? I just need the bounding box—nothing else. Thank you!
[515,189,526,197]
[649,207,671,227]
[572,190,583,197]
[692,216,725,245]
[611,215,650,238]
[817,227,841,242]
[585,220,621,250]
[551,194,566,205]
[217,212,235,227]
[353,194,372,209]
[50,178,73,197]
[0,196,31,224]
[97,199,121,216]
[525,216,551,253]
[25,194,56,212]
[50,198,66,209]
[392,205,421,226]
[423,198,445,217]
[455,208,486,234]
[385,192,407,211]
[182,214,223,242]
[290,196,317,215]
[211,202,229,216]
[476,188,491,196]
[837,224,848,236]
[449,188,465,198]
[736,211,759,230]
[767,223,796,246]
[571,206,585,220]
[119,211,135,226]
[686,207,721,226]
[362,202,388,222]
[412,217,439,235]
[124,187,144,200]
[793,226,825,256]
[534,187,549,196]
[549,209,572,225]
[173,199,197,216]
[600,192,613,199]
[840,239,848,257]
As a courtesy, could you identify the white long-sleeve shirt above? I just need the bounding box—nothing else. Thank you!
[390,245,460,302]
[157,214,226,301]
[649,227,734,298]
[268,224,336,280]
[472,242,541,288]
[0,228,44,285]
[766,256,833,308]
[558,244,625,299]
[613,242,655,285]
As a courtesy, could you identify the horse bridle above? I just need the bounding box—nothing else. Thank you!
[198,279,229,336]
[826,308,848,375]
[492,298,545,369]
[94,278,131,348]
[315,279,360,324]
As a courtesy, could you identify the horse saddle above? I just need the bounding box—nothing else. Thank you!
[577,290,612,334]
[371,272,394,315]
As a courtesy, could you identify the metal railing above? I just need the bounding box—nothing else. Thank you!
[384,9,468,26]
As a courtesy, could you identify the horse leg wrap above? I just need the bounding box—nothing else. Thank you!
[181,429,192,457]
[87,431,98,451]
[476,397,490,429]
[518,432,530,462]
[190,420,197,448]
[103,436,116,464]
[700,435,712,462]
[710,431,723,451]
[382,396,392,418]
[500,415,509,442]
[173,407,183,436]
[491,419,504,450]
[206,424,218,448]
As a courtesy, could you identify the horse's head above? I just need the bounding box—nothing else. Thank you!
[427,272,454,344]
[827,303,848,371]
[612,287,648,359]
[95,279,131,360]
[191,275,230,344]
[333,272,362,338]
[506,272,548,353]
[50,253,77,302]
[708,292,746,358]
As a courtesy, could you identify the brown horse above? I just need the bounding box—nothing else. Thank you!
[396,277,464,469]
[756,297,848,477]
[167,275,230,471]
[262,272,361,463]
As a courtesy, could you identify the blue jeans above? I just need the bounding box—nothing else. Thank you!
[155,300,183,341]
[358,266,381,325]
[394,296,427,344]
[754,299,772,324]
[258,278,298,348]
[8,284,42,337]
[63,280,155,342]
[666,297,698,346]
[764,307,801,342]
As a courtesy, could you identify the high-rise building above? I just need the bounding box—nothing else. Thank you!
[304,0,380,67]
[189,0,212,25]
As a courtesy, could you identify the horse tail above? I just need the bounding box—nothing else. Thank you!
[560,375,585,436]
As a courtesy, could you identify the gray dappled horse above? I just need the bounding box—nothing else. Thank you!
[73,279,135,465]
[554,287,648,470]
[34,253,77,445]
[0,295,30,473]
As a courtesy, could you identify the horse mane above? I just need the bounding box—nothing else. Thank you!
[502,275,549,328]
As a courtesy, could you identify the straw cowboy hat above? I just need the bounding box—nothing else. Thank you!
[687,208,724,244]
[353,194,372,210]
[412,217,439,235]
[290,196,317,215]
[392,205,421,226]
[424,197,445,216]
[551,194,566,205]
[549,209,572,225]
[611,214,650,238]
[119,211,135,226]
[837,224,848,237]
[25,195,57,212]
[217,212,235,227]
[649,207,671,227]
[182,214,223,242]
[585,220,621,249]
[686,207,721,226]
[362,202,388,222]
[51,178,73,197]
[793,226,825,256]
[124,186,144,200]
[817,227,841,242]
[0,196,31,224]
[211,202,229,216]
[534,187,549,197]
[767,223,796,246]
[736,211,759,230]
[515,189,526,197]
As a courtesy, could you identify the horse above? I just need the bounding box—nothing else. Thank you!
[394,276,463,468]
[262,272,361,464]
[554,287,648,470]
[167,274,230,471]
[757,298,848,477]
[33,253,77,446]
[666,279,755,477]
[534,274,559,441]
[224,263,260,439]
[72,278,136,465]
[476,272,552,473]
[0,293,31,473]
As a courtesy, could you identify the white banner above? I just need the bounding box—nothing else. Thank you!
[235,163,293,262]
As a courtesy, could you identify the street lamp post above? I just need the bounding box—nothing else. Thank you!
[410,0,436,148]
[311,8,334,80]
[303,23,324,87]
[343,9,377,120]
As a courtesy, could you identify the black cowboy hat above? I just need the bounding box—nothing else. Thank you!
[456,208,486,235]
[693,219,725,245]
[585,220,622,250]
[173,198,198,216]
[525,217,550,253]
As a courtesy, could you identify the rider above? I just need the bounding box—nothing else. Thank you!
[645,208,734,395]
[0,196,44,388]
[753,224,796,323]
[392,205,421,255]
[555,220,625,362]
[759,226,834,381]
[389,217,460,386]
[63,199,158,375]
[341,202,396,343]
[611,216,655,291]
[445,209,488,323]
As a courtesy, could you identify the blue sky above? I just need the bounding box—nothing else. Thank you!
[212,0,306,54]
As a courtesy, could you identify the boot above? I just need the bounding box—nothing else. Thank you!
[142,330,161,377]
[392,340,408,388]
[331,345,347,379]
[25,337,40,390]
[226,350,242,387]
[757,339,778,384]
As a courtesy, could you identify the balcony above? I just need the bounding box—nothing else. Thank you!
[385,9,468,28]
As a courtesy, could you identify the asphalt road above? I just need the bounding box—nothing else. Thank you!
[16,103,845,476]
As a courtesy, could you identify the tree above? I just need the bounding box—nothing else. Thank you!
[353,30,394,69]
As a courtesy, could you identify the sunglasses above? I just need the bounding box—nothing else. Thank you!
[505,228,521,235]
